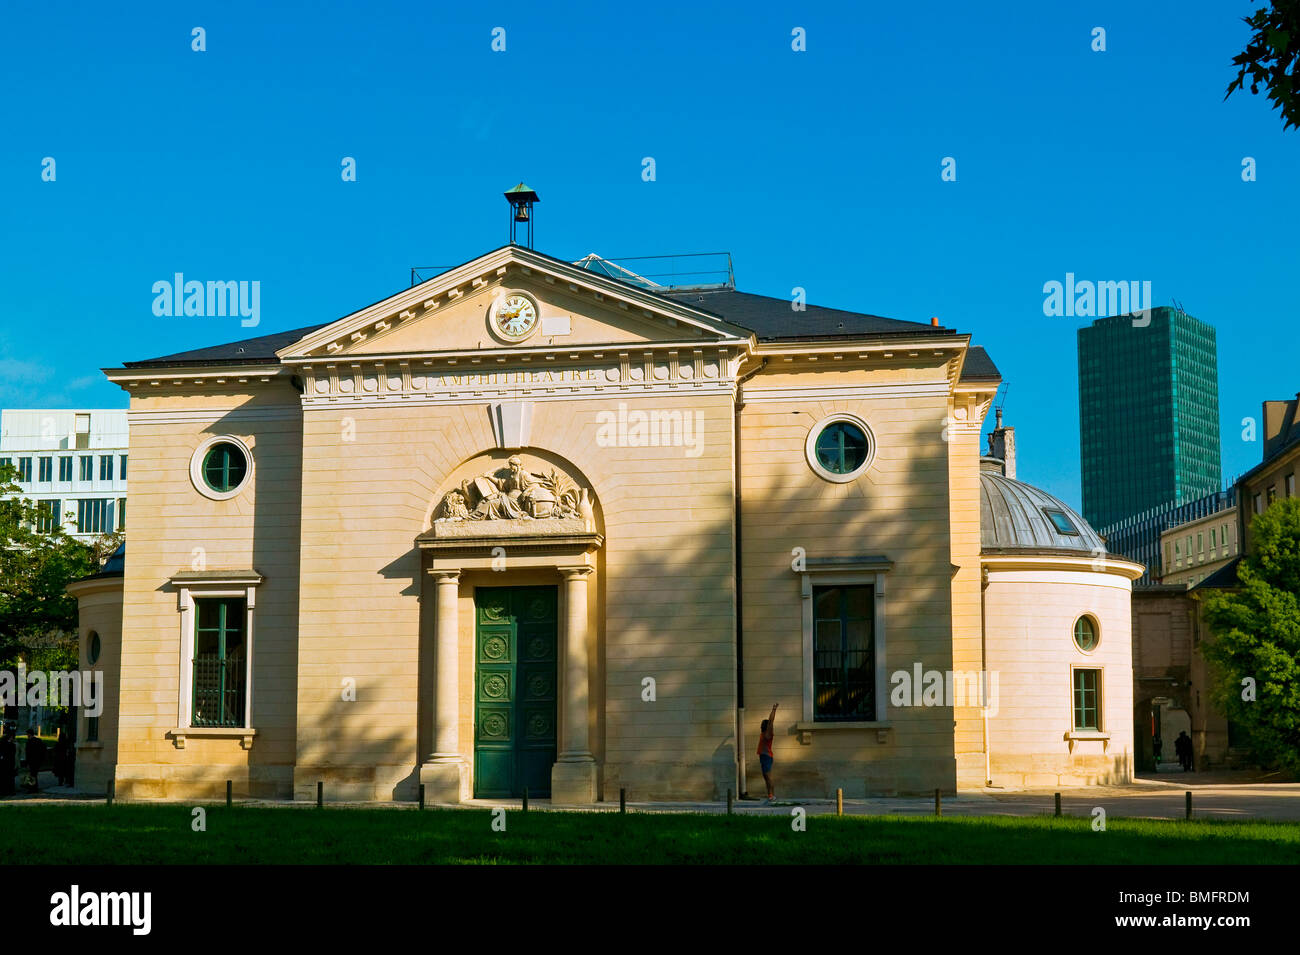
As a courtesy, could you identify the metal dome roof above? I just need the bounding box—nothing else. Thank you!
[980,470,1106,556]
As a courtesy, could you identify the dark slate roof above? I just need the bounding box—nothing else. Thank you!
[122,323,329,368]
[960,346,1000,381]
[980,470,1110,557]
[121,251,985,366]
[660,288,954,341]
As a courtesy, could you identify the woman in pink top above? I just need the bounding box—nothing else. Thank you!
[757,703,778,800]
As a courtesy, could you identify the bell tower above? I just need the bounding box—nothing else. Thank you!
[504,183,539,248]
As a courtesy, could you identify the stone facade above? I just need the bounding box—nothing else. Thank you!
[71,244,1139,801]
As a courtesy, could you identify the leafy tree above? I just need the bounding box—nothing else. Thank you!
[0,462,99,677]
[1199,498,1300,772]
[1226,0,1300,130]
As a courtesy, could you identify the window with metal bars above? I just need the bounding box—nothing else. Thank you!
[192,598,247,728]
[812,585,874,721]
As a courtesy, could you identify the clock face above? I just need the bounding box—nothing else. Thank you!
[492,293,539,341]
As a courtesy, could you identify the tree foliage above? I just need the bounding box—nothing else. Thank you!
[0,463,100,665]
[1226,0,1300,130]
[1199,498,1300,771]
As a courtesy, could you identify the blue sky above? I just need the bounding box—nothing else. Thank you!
[1,0,1296,510]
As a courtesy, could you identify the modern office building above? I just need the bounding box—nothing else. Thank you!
[1078,306,1221,532]
[0,409,129,541]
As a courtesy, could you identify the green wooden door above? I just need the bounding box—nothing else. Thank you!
[474,586,558,798]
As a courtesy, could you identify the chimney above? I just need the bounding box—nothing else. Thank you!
[987,408,1016,479]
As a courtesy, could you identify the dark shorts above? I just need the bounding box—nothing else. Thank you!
[759,754,773,774]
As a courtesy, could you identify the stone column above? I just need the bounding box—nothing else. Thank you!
[421,569,465,802]
[552,565,596,804]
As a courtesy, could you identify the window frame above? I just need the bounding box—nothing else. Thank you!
[76,498,109,534]
[797,559,891,726]
[1072,614,1100,653]
[58,456,73,482]
[189,435,254,501]
[804,413,877,484]
[36,498,61,534]
[190,597,248,728]
[99,454,113,481]
[1070,666,1103,732]
[173,574,261,733]
[810,583,877,722]
[79,455,93,482]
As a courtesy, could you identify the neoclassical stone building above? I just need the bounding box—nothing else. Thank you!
[72,243,1142,801]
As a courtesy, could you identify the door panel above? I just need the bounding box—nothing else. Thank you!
[474,586,557,798]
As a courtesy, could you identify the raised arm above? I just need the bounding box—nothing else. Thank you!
[768,703,778,736]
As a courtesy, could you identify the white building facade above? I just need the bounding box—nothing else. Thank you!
[0,409,129,541]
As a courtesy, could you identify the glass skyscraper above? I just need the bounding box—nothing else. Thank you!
[1078,306,1221,533]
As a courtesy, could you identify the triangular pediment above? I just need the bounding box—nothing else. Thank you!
[277,246,752,362]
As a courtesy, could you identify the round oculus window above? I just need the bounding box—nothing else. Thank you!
[1073,615,1099,652]
[806,414,876,483]
[190,436,254,501]
[202,442,248,492]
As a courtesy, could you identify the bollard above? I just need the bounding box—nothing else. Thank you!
[727,788,733,814]
[317,781,323,809]
[107,780,114,807]
[619,787,626,814]
[226,779,233,808]
[522,786,528,813]
[1054,792,1061,817]
[1186,791,1192,820]
[836,788,843,816]
[419,783,425,811]
[934,788,941,817]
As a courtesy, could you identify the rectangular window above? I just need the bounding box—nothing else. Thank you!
[0,457,10,474]
[76,499,108,534]
[74,413,90,450]
[99,455,113,481]
[1267,485,1277,505]
[1197,532,1203,556]
[191,598,247,728]
[1254,493,1262,514]
[119,454,128,479]
[58,456,73,481]
[38,456,52,482]
[17,457,32,482]
[1288,474,1297,497]
[79,455,93,482]
[117,497,126,531]
[1211,528,1217,551]
[36,499,60,533]
[85,715,99,743]
[1072,668,1102,731]
[1223,524,1230,549]
[812,585,875,721]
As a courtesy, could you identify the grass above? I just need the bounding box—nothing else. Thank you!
[1,804,1298,864]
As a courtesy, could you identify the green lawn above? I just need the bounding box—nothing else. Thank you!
[1,804,1298,864]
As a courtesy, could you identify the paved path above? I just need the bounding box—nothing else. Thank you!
[7,770,1300,822]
